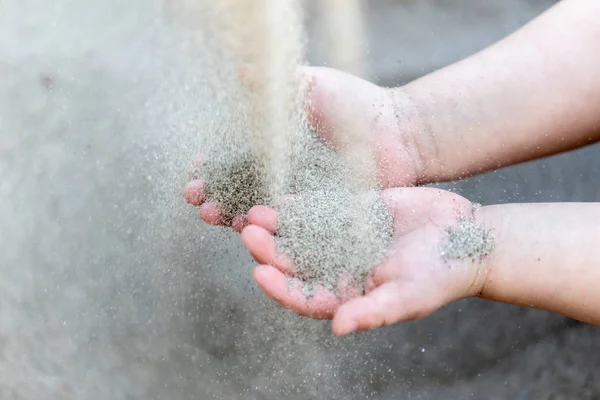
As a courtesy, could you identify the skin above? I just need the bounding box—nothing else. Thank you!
[185,0,600,335]
[400,0,600,182]
[477,203,600,327]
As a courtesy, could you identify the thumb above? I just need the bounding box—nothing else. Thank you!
[331,280,443,336]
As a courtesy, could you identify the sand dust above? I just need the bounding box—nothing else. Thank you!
[194,0,392,294]
[441,206,494,263]
[321,0,367,79]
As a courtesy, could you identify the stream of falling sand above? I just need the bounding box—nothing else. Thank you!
[197,0,393,293]
[207,0,304,202]
[321,0,377,193]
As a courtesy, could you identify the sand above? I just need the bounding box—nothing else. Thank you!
[194,0,393,294]
[195,0,493,295]
[321,0,367,79]
[441,216,495,262]
[274,133,394,293]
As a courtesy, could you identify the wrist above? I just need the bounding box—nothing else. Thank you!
[462,205,498,299]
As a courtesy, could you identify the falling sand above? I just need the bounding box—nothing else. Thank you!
[194,0,492,294]
[193,0,392,294]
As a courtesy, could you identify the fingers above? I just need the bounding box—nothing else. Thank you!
[185,153,247,228]
[241,225,294,274]
[253,265,339,319]
[185,153,207,207]
[336,273,364,303]
[184,180,206,206]
[231,215,250,233]
[247,205,277,234]
[187,181,229,226]
[241,225,275,264]
[185,178,230,227]
[332,281,440,336]
[199,203,226,226]
[187,183,278,231]
[198,203,275,231]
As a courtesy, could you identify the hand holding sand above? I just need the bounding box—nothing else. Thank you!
[186,0,600,337]
[241,187,494,336]
[184,66,428,231]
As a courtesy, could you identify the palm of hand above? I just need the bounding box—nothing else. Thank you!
[242,187,479,336]
[184,66,424,229]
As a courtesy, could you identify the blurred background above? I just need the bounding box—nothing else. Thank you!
[2,0,599,399]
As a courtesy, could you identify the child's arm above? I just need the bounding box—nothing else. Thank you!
[477,203,600,325]
[402,0,600,183]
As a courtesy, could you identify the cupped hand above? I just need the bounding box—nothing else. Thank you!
[185,66,428,231]
[241,187,490,336]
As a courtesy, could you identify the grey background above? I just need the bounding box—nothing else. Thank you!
[1,0,599,399]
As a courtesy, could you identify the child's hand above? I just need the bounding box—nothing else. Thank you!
[240,187,489,336]
[184,66,428,231]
